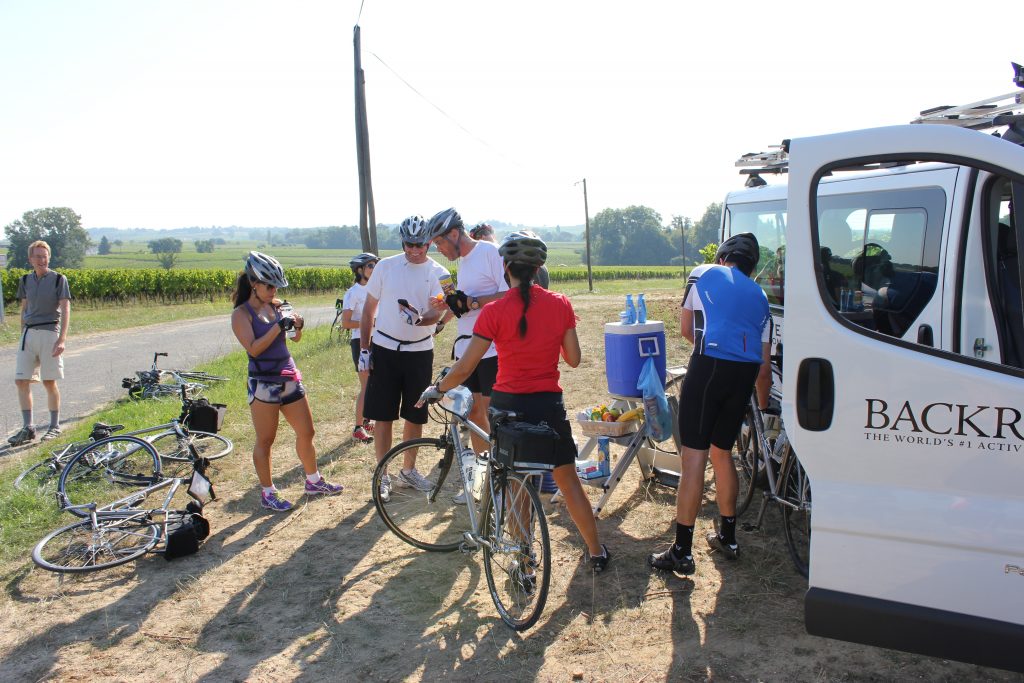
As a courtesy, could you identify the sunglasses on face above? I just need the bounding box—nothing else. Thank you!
[365,262,376,269]
[403,241,426,249]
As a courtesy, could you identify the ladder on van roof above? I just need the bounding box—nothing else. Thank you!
[912,62,1024,131]
[736,62,1024,185]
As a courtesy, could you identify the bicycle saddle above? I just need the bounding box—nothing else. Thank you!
[91,422,125,433]
[487,407,520,425]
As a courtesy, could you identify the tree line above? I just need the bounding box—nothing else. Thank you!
[5,202,724,269]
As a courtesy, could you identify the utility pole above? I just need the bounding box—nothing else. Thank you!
[353,25,378,254]
[578,178,594,292]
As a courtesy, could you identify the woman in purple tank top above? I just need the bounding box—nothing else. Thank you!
[230,252,344,512]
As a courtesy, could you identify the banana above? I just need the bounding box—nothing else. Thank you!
[617,407,644,422]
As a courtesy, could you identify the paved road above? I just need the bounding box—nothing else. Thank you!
[0,305,339,438]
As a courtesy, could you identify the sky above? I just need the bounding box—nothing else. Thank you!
[0,1,1019,232]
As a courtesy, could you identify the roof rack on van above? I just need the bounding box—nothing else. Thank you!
[911,62,1024,139]
[735,141,790,186]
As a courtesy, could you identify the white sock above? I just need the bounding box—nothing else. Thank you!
[262,486,276,496]
[307,472,321,484]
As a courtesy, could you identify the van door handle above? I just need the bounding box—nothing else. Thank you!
[917,325,934,347]
[797,358,834,431]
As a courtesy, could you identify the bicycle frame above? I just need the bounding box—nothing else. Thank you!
[429,387,537,556]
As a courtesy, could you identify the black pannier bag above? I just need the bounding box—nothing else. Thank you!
[183,399,227,433]
[493,421,559,472]
[163,505,211,561]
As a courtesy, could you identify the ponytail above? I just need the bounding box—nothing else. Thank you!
[507,262,537,338]
[232,272,253,308]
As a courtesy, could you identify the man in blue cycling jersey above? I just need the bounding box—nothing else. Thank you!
[650,232,772,575]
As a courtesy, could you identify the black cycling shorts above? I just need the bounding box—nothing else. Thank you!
[678,354,760,451]
[349,338,361,371]
[489,390,577,468]
[363,343,433,425]
[463,355,498,396]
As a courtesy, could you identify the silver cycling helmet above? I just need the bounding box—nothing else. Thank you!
[424,207,464,242]
[349,252,379,269]
[715,232,760,268]
[245,251,288,288]
[499,230,548,267]
[399,215,428,244]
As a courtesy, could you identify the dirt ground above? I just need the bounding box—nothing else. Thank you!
[1,293,1020,682]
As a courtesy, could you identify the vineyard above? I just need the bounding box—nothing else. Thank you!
[2,265,684,306]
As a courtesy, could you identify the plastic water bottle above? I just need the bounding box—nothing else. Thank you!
[637,293,647,324]
[460,449,475,496]
[279,301,297,339]
[624,294,637,325]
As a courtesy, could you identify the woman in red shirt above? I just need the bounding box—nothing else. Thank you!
[424,232,610,572]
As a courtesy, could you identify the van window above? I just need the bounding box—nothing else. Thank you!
[816,188,945,340]
[724,199,786,305]
[983,176,1024,368]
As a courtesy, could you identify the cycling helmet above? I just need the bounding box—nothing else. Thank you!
[399,215,428,244]
[424,207,464,242]
[245,251,288,288]
[499,230,548,267]
[714,232,760,268]
[348,252,378,269]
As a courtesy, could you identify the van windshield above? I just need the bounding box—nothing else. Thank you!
[724,199,787,305]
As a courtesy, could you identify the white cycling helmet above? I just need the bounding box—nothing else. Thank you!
[245,251,288,288]
[399,215,428,245]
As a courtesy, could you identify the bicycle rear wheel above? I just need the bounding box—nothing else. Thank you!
[33,514,160,572]
[148,430,233,462]
[58,436,163,517]
[781,454,812,578]
[733,408,760,517]
[372,437,466,552]
[482,471,551,631]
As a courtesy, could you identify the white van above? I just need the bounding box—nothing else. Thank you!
[721,80,1024,673]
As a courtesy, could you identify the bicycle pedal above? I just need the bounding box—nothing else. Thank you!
[458,541,478,554]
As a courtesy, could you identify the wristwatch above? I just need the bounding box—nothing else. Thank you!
[470,296,480,310]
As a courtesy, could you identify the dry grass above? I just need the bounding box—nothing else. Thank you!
[0,290,1017,682]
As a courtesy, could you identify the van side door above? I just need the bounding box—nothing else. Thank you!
[784,124,1024,673]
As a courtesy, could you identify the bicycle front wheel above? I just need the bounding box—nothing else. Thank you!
[482,471,551,631]
[733,408,760,517]
[372,437,467,552]
[33,514,160,572]
[781,454,812,578]
[58,436,163,517]
[148,430,233,462]
[14,460,60,491]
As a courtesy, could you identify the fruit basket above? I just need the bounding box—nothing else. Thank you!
[578,418,640,437]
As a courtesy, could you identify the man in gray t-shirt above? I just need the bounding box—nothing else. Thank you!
[9,240,71,446]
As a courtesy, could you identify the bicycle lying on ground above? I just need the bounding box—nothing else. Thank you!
[733,372,812,578]
[32,447,215,573]
[122,352,228,400]
[15,387,232,494]
[372,372,551,631]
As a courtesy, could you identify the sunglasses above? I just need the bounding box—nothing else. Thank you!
[365,262,376,268]
[403,241,427,249]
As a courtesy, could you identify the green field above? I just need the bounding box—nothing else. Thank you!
[84,241,588,270]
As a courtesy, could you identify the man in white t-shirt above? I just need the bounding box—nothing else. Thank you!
[342,252,378,443]
[360,216,447,501]
[425,208,508,454]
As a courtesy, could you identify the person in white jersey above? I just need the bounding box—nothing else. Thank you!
[342,252,378,444]
[425,207,508,456]
[360,216,447,502]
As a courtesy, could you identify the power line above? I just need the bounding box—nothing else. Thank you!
[363,48,524,169]
[356,0,366,25]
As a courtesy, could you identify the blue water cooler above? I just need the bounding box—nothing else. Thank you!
[604,321,666,397]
